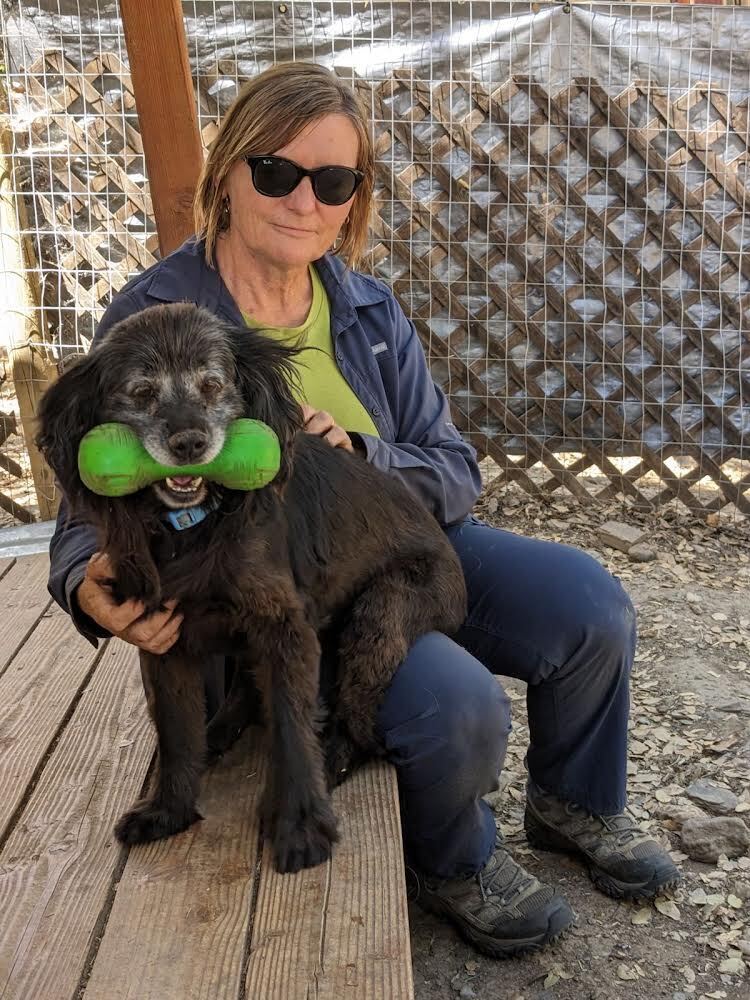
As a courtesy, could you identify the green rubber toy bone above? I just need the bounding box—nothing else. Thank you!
[78,419,281,497]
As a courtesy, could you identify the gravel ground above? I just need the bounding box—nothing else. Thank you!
[410,484,750,1000]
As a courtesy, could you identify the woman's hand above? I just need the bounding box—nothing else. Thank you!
[301,404,354,452]
[76,552,183,654]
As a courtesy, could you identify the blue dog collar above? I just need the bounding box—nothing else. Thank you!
[163,494,220,531]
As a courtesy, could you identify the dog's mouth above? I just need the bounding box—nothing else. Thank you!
[153,475,208,509]
[166,474,204,494]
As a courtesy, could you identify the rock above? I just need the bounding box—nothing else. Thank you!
[686,779,739,815]
[680,816,750,862]
[651,799,706,827]
[738,940,750,957]
[629,543,657,562]
[598,520,647,553]
[713,699,750,717]
[459,988,477,1000]
[719,956,746,975]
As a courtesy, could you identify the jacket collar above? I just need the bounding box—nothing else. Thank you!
[145,237,389,334]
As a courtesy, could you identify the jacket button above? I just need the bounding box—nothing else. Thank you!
[372,406,381,417]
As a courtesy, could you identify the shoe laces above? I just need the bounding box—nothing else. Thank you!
[477,843,534,905]
[564,802,643,848]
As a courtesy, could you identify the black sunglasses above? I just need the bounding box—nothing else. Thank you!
[245,155,364,206]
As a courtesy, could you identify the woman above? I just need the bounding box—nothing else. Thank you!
[48,62,679,959]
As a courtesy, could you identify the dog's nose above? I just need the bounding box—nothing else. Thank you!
[168,430,209,463]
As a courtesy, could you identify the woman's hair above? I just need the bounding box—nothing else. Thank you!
[194,62,374,269]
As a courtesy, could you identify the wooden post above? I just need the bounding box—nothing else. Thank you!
[0,110,58,522]
[120,0,203,256]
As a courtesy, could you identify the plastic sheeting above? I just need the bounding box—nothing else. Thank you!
[5,2,749,101]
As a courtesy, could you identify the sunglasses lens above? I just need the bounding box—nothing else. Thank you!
[314,167,360,206]
[251,157,299,197]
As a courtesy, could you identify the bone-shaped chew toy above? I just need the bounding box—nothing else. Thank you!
[78,419,281,497]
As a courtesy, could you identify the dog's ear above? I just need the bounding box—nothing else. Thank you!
[226,326,303,489]
[101,499,162,606]
[35,349,107,509]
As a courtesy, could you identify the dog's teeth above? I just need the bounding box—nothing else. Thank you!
[165,476,204,493]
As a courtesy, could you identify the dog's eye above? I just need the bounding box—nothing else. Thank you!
[200,377,223,397]
[130,383,155,402]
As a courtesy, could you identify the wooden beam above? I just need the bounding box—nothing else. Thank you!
[0,104,58,522]
[120,0,203,256]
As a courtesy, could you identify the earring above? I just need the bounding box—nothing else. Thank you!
[219,195,231,231]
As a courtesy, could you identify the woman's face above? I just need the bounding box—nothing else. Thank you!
[221,113,360,270]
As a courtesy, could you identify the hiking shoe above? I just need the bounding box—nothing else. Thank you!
[525,781,682,900]
[412,837,575,958]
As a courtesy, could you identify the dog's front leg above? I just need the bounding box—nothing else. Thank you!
[115,651,206,845]
[206,665,263,763]
[249,613,338,874]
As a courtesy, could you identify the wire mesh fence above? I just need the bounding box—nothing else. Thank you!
[1,1,749,526]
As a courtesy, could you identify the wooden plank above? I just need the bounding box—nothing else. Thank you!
[83,729,264,1000]
[119,0,203,255]
[0,556,15,582]
[0,554,54,676]
[0,492,35,524]
[0,641,150,1000]
[0,606,101,841]
[247,762,414,1000]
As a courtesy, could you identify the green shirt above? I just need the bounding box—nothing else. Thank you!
[243,266,379,438]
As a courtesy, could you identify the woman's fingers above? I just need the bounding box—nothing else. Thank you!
[324,426,354,451]
[302,407,335,436]
[138,612,184,655]
[120,602,183,653]
[301,406,353,450]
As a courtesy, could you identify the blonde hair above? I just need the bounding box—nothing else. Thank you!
[194,62,374,269]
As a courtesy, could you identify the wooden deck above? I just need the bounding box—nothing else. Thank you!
[0,555,414,1000]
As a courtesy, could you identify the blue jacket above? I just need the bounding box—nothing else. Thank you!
[48,238,482,640]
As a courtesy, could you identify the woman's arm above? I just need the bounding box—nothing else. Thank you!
[352,299,482,525]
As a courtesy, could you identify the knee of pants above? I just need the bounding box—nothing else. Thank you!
[564,552,637,675]
[377,632,511,781]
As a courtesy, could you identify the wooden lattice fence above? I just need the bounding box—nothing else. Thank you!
[360,71,750,514]
[2,52,749,520]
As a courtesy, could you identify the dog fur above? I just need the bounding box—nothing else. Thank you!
[37,303,467,873]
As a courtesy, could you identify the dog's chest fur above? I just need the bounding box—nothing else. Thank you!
[142,505,299,648]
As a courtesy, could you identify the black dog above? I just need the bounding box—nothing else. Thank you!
[37,303,467,873]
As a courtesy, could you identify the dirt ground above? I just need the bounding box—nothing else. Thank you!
[409,484,750,1000]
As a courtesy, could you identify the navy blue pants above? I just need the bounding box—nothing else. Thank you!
[376,518,636,879]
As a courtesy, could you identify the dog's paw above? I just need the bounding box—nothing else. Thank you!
[205,718,244,765]
[114,800,202,845]
[323,720,368,790]
[272,797,339,874]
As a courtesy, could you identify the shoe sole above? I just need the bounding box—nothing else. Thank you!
[417,892,575,959]
[525,812,682,901]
